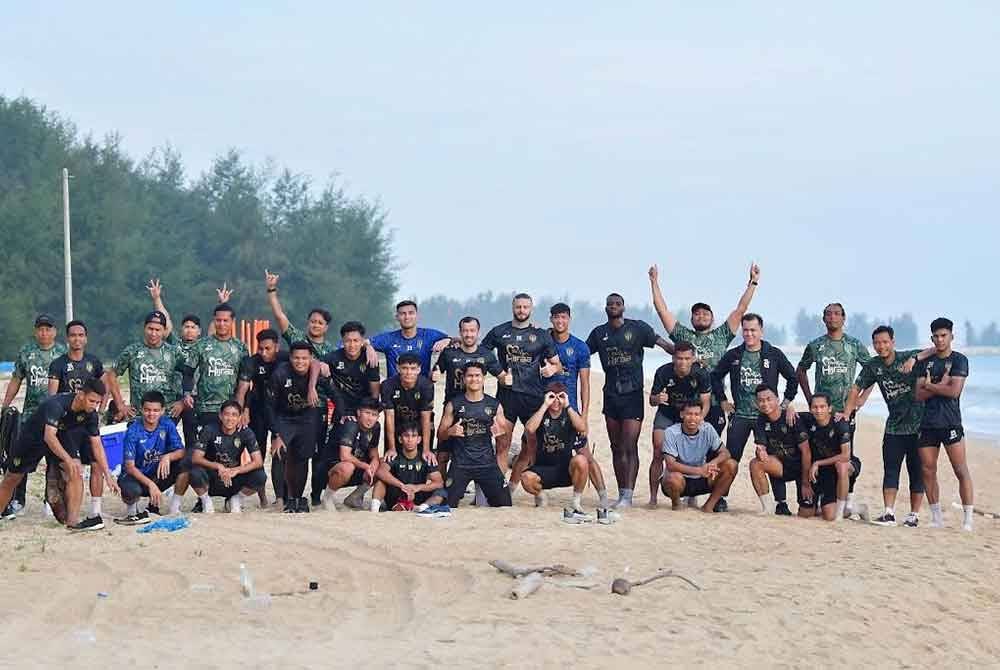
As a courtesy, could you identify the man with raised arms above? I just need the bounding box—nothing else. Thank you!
[481,294,562,487]
[365,300,451,378]
[660,401,738,513]
[748,385,812,516]
[190,400,266,514]
[712,313,799,514]
[438,362,513,508]
[585,293,672,509]
[844,325,928,527]
[914,318,974,531]
[521,382,611,522]
[647,341,711,507]
[649,263,760,437]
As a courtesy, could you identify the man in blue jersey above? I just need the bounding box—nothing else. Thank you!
[548,303,591,418]
[365,300,451,377]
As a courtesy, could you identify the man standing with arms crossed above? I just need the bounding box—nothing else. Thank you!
[1,314,66,516]
[649,263,760,437]
[586,293,672,509]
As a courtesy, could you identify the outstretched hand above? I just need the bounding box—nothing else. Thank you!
[265,270,279,291]
[216,282,233,303]
[147,278,163,302]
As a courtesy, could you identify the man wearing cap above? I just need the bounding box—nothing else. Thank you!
[106,310,187,423]
[1,313,67,516]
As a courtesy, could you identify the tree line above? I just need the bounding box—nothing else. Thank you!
[0,96,398,360]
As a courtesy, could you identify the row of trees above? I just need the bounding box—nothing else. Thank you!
[0,96,398,359]
[965,321,1000,346]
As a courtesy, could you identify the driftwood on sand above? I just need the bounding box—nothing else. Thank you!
[490,560,599,599]
[611,569,702,596]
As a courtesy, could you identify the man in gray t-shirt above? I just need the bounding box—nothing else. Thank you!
[661,401,738,512]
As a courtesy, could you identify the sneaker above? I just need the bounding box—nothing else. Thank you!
[343,485,369,510]
[596,507,619,525]
[612,497,633,510]
[1,503,16,521]
[191,499,204,514]
[147,504,161,516]
[283,498,297,513]
[534,493,548,508]
[872,513,897,527]
[295,497,310,513]
[774,502,792,516]
[903,513,919,528]
[561,507,592,524]
[10,500,24,515]
[416,504,452,518]
[70,515,105,532]
[929,518,944,528]
[713,498,728,513]
[310,494,322,508]
[114,511,151,526]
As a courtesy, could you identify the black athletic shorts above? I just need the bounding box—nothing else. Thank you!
[774,458,810,506]
[529,463,573,490]
[190,466,266,498]
[815,456,861,506]
[602,390,644,422]
[725,415,756,462]
[882,433,924,493]
[384,486,433,509]
[118,461,184,502]
[436,438,453,453]
[7,427,89,475]
[274,415,318,461]
[497,389,543,425]
[446,463,512,508]
[918,426,965,448]
[681,476,713,497]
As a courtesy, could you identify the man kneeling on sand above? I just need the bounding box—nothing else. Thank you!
[190,400,267,514]
[749,385,813,516]
[802,393,860,522]
[370,422,447,515]
[324,397,382,511]
[521,383,613,523]
[660,401,738,512]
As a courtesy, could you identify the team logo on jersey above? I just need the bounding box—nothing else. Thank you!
[484,407,494,416]
[624,331,633,342]
[516,335,523,342]
[76,415,85,422]
[828,429,835,439]
[259,366,266,375]
[66,362,74,372]
[667,379,675,387]
[86,362,93,373]
[337,362,345,370]
[285,379,292,388]
[159,430,167,440]
[810,425,816,432]
[566,347,574,356]
[528,334,537,343]
[763,359,770,369]
[457,406,466,414]
[393,390,401,399]
[414,392,421,400]
[234,437,241,448]
[215,437,223,445]
[543,418,550,428]
[765,423,771,430]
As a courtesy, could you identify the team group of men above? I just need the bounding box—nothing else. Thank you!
[0,264,976,532]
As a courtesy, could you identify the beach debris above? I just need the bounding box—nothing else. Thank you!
[489,560,595,599]
[239,563,254,598]
[136,516,190,534]
[952,501,1000,519]
[96,592,109,599]
[490,560,583,578]
[611,568,702,596]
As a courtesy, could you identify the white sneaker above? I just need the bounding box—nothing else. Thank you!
[228,495,242,514]
[323,492,338,512]
[344,484,369,510]
[962,522,973,532]
[929,518,944,528]
[202,497,215,514]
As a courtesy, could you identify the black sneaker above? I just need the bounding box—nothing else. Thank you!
[1,503,16,521]
[283,498,297,513]
[114,511,151,526]
[70,515,105,532]
[713,498,728,513]
[775,502,792,516]
[296,497,311,513]
[873,512,897,526]
[147,504,161,516]
[903,514,919,528]
[310,494,322,507]
[191,499,204,513]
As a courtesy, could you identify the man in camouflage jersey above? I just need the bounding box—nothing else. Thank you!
[845,325,933,527]
[107,311,186,422]
[795,303,873,515]
[181,303,248,433]
[1,313,67,513]
[649,263,760,437]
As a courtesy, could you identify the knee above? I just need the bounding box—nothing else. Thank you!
[189,467,209,489]
[521,472,541,492]
[661,473,683,495]
[571,454,588,471]
[332,462,353,478]
[246,468,267,489]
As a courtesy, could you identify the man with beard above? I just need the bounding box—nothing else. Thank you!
[585,293,672,509]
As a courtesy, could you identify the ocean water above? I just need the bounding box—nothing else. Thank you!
[642,351,1000,440]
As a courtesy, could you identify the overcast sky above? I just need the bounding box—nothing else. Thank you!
[4,3,996,333]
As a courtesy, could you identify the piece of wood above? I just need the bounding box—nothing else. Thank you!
[611,569,702,595]
[490,560,581,578]
[511,572,544,599]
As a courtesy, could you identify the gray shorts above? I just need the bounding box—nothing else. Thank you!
[653,410,676,432]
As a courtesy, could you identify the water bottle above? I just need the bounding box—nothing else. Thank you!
[239,563,254,598]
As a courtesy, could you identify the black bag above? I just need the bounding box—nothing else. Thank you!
[0,406,20,474]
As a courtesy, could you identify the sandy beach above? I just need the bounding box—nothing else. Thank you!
[1,370,999,669]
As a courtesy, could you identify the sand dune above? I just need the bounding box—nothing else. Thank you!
[1,371,999,668]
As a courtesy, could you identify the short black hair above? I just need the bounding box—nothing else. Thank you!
[742,313,764,328]
[673,341,695,354]
[550,302,571,317]
[65,319,87,335]
[513,293,532,302]
[214,302,235,318]
[81,377,106,396]
[289,341,313,354]
[544,381,568,395]
[308,308,332,325]
[930,317,954,333]
[398,422,421,436]
[824,303,846,318]
[219,399,242,414]
[459,316,480,329]
[462,361,486,375]
[872,325,894,340]
[181,314,201,327]
[256,328,279,344]
[396,300,417,312]
[397,353,421,367]
[691,302,713,315]
[606,292,624,303]
[340,320,366,337]
[810,392,832,406]
[679,399,703,413]
[141,390,166,407]
[357,397,382,413]
[754,383,777,397]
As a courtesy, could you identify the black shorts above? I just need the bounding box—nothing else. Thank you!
[652,409,677,432]
[528,461,574,489]
[918,426,965,448]
[118,461,184,502]
[384,486,434,509]
[190,466,266,498]
[446,463,512,508]
[681,477,713,497]
[436,438,453,453]
[815,457,861,506]
[602,390,644,422]
[725,415,756,462]
[274,415,318,461]
[7,428,89,474]
[498,389,543,425]
[774,458,810,506]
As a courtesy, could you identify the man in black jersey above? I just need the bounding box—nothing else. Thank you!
[802,393,859,522]
[915,317,974,531]
[371,422,445,512]
[434,316,502,475]
[586,293,673,508]
[235,329,288,506]
[0,378,117,530]
[481,294,561,488]
[190,400,266,514]
[268,342,329,513]
[647,341,711,507]
[521,383,610,520]
[748,385,812,516]
[380,353,435,464]
[324,397,382,511]
[438,362,513,508]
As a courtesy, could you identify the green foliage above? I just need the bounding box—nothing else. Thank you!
[0,96,397,358]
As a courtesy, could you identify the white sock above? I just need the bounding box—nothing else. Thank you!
[758,492,774,513]
[846,492,856,511]
[884,506,895,517]
[90,498,102,516]
[834,499,846,522]
[324,488,338,510]
[229,493,243,513]
[126,502,138,515]
[168,494,182,515]
[619,488,633,503]
[370,498,382,513]
[416,502,430,512]
[572,492,583,511]
[930,502,943,523]
[963,505,974,529]
[597,489,609,508]
[475,485,487,506]
[200,494,214,514]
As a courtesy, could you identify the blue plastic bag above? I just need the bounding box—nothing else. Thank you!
[136,516,190,534]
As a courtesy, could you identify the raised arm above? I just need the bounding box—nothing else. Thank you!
[648,264,677,335]
[148,278,173,338]
[524,393,554,434]
[725,263,760,335]
[264,270,291,334]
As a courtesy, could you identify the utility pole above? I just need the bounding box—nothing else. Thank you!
[62,168,73,321]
